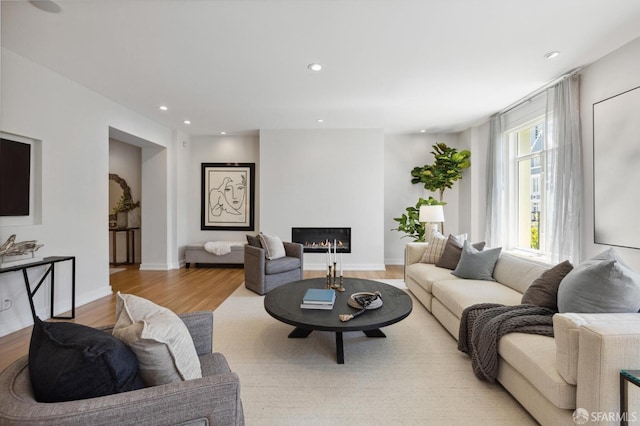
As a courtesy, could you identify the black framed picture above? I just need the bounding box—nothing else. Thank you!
[201,163,255,230]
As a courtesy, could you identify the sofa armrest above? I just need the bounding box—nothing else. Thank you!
[284,241,303,259]
[576,319,640,424]
[244,244,266,282]
[405,242,428,266]
[554,313,640,385]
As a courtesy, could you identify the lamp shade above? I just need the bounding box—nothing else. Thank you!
[419,205,445,223]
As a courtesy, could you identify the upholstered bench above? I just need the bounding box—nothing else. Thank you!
[184,243,244,268]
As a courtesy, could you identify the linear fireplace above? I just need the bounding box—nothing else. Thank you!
[291,227,351,253]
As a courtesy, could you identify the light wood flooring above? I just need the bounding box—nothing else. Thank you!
[0,264,403,372]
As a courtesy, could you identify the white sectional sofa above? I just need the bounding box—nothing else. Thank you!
[405,242,640,426]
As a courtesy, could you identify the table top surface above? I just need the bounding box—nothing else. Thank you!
[0,256,75,273]
[264,277,412,332]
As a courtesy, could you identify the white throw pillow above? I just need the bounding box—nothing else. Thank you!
[112,292,202,386]
[259,232,286,260]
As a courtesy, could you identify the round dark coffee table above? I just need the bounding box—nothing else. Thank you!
[264,277,412,364]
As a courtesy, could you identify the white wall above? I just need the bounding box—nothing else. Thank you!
[580,36,640,270]
[260,129,385,270]
[384,133,463,264]
[457,122,490,243]
[184,134,260,259]
[0,48,177,335]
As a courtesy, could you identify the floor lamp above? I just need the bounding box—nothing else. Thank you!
[419,205,445,236]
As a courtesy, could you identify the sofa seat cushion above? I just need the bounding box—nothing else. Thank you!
[265,256,301,275]
[432,279,523,319]
[406,263,456,294]
[498,333,576,409]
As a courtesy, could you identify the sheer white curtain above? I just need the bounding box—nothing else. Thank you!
[485,114,506,249]
[543,74,583,263]
[485,74,583,263]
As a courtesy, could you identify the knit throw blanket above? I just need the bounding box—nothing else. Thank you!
[457,303,555,382]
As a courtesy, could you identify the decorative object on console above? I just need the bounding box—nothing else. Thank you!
[0,234,44,265]
[109,173,140,229]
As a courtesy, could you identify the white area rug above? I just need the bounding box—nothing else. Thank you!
[213,285,536,425]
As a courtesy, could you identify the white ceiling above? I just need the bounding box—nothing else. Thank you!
[3,0,640,136]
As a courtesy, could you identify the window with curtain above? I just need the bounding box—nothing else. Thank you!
[486,74,582,264]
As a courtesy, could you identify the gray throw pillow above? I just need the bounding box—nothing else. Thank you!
[436,235,486,270]
[452,241,502,281]
[557,249,640,313]
[246,234,262,248]
[521,260,573,311]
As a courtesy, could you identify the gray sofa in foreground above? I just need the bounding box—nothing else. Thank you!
[0,311,244,426]
[406,242,640,426]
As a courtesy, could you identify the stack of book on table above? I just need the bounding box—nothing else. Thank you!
[300,288,336,310]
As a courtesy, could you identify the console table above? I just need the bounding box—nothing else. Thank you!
[109,227,138,265]
[0,256,76,322]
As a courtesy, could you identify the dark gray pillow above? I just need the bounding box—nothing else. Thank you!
[557,249,640,313]
[29,318,145,402]
[246,234,262,248]
[452,241,502,281]
[521,260,573,311]
[436,235,486,270]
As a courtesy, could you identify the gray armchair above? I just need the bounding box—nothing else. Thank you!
[244,242,304,295]
[0,311,244,426]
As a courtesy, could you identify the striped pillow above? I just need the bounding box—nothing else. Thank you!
[420,230,467,264]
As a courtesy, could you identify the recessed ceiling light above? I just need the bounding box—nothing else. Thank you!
[159,105,168,111]
[29,0,62,14]
[220,131,226,135]
[308,63,322,72]
[183,120,191,125]
[317,119,324,123]
[544,51,560,60]
[420,129,426,133]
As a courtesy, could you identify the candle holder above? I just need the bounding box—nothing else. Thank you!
[326,263,345,292]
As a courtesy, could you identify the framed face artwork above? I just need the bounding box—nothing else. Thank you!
[201,163,255,230]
